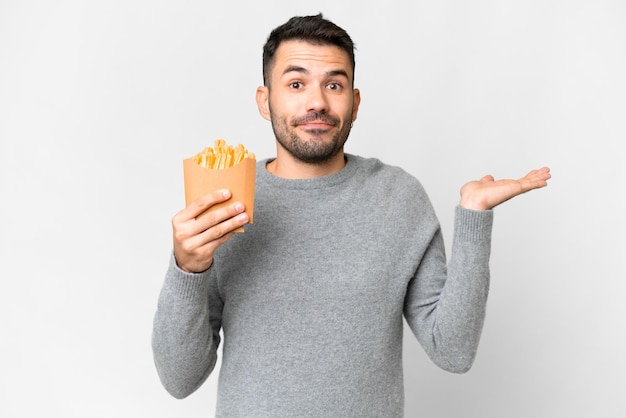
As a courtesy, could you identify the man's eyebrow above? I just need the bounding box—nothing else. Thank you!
[282,66,350,79]
[327,69,349,79]
[282,65,309,76]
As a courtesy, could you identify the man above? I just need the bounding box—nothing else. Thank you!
[152,14,551,417]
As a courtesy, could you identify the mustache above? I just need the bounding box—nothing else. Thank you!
[291,112,339,127]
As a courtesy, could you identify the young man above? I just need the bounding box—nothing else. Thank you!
[152,14,551,417]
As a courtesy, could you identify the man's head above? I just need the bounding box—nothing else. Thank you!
[262,13,356,88]
[256,14,361,168]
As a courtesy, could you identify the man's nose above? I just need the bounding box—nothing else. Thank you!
[305,85,329,113]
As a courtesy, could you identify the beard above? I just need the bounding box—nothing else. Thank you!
[269,105,353,164]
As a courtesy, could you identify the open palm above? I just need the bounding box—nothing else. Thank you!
[459,167,551,211]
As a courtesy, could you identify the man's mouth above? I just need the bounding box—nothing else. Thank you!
[292,112,339,128]
[299,121,332,130]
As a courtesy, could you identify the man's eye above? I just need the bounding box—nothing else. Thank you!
[289,81,303,89]
[327,82,343,91]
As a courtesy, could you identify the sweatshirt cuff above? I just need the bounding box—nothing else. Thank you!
[454,206,494,242]
[164,252,212,299]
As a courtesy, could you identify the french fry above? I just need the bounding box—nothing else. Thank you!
[192,139,255,170]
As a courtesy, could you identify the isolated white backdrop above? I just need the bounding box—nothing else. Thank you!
[1,1,624,417]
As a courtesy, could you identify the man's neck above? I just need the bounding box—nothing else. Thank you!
[266,150,346,179]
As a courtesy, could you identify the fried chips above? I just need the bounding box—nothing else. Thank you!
[192,139,256,169]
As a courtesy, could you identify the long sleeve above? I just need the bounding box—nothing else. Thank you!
[151,254,221,398]
[403,206,494,373]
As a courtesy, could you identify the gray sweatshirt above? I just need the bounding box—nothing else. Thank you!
[152,154,494,417]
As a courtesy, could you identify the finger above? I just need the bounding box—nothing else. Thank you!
[523,167,551,180]
[194,200,247,234]
[175,200,246,247]
[536,167,551,181]
[519,173,551,192]
[173,189,233,224]
[188,189,234,219]
[181,209,249,257]
[172,195,244,249]
[197,211,249,245]
[173,207,248,269]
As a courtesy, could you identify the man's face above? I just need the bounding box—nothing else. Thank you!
[258,40,360,164]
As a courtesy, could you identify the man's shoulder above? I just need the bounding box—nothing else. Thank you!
[347,154,434,217]
[347,154,421,186]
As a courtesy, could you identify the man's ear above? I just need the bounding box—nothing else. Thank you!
[351,88,361,123]
[256,86,271,121]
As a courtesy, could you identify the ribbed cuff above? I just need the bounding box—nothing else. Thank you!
[454,206,494,242]
[165,252,212,299]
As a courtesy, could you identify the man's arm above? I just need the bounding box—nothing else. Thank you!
[404,167,550,372]
[152,188,249,397]
[152,258,221,398]
[404,207,493,372]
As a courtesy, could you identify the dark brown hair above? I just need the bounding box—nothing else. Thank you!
[262,13,356,87]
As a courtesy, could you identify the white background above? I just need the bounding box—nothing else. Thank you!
[1,1,624,417]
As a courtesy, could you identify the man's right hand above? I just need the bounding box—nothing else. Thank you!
[172,189,249,273]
